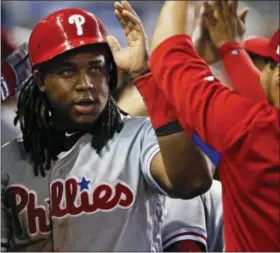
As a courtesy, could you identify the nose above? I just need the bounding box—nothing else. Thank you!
[75,72,94,92]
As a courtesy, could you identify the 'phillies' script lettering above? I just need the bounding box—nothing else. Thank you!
[4,178,134,236]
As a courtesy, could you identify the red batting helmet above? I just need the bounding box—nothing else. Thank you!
[28,8,118,89]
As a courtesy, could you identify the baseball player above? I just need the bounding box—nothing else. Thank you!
[145,0,279,251]
[162,180,223,252]
[1,2,212,252]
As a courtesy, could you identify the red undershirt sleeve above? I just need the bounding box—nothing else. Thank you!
[219,41,266,103]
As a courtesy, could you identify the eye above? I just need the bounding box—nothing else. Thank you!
[88,66,102,75]
[57,67,76,77]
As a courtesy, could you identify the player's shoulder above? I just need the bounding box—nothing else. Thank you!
[122,114,152,127]
[121,115,154,136]
[1,136,27,170]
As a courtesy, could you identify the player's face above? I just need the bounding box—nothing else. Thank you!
[39,45,111,129]
[260,62,279,107]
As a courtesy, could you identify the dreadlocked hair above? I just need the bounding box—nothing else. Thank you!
[14,77,124,178]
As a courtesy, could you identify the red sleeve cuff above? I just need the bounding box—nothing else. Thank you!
[219,41,244,58]
[133,72,178,130]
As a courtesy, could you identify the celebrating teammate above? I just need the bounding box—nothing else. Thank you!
[1,3,212,251]
[141,0,278,251]
[202,0,279,106]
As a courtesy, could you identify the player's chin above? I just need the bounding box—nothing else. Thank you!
[70,108,102,126]
[72,112,100,125]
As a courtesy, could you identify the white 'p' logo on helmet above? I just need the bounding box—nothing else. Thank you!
[68,14,86,36]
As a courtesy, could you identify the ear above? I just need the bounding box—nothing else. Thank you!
[33,70,46,92]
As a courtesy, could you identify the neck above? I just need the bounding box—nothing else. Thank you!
[52,114,95,133]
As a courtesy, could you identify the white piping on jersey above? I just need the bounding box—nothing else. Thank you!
[142,145,167,195]
[162,235,208,251]
[163,226,207,243]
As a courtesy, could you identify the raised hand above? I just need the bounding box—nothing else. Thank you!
[193,3,220,64]
[204,0,249,48]
[107,1,149,79]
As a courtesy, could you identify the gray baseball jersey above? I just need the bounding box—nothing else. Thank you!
[1,116,167,252]
[162,180,224,252]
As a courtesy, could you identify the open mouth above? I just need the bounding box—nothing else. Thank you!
[74,98,98,114]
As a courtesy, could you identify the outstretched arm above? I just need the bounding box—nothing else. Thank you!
[107,1,212,198]
[150,0,262,153]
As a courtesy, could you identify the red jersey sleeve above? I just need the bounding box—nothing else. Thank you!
[150,35,263,153]
[219,41,266,103]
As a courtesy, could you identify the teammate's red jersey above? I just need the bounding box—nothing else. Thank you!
[150,35,280,251]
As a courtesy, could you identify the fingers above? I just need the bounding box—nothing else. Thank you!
[114,8,126,28]
[122,10,141,28]
[114,1,143,33]
[204,1,216,27]
[122,1,140,19]
[212,0,223,20]
[236,8,249,36]
[114,1,124,13]
[231,0,238,15]
[238,8,249,23]
[221,0,231,22]
[106,35,122,55]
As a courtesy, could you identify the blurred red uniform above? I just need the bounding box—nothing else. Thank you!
[149,34,280,251]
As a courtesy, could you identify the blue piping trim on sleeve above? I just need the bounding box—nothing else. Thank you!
[191,132,221,167]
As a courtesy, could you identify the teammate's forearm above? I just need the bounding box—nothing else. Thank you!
[133,72,211,198]
[156,132,212,199]
[219,42,266,102]
[151,1,189,51]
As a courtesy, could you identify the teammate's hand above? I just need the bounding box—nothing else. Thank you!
[204,0,249,48]
[193,3,220,64]
[107,1,149,79]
